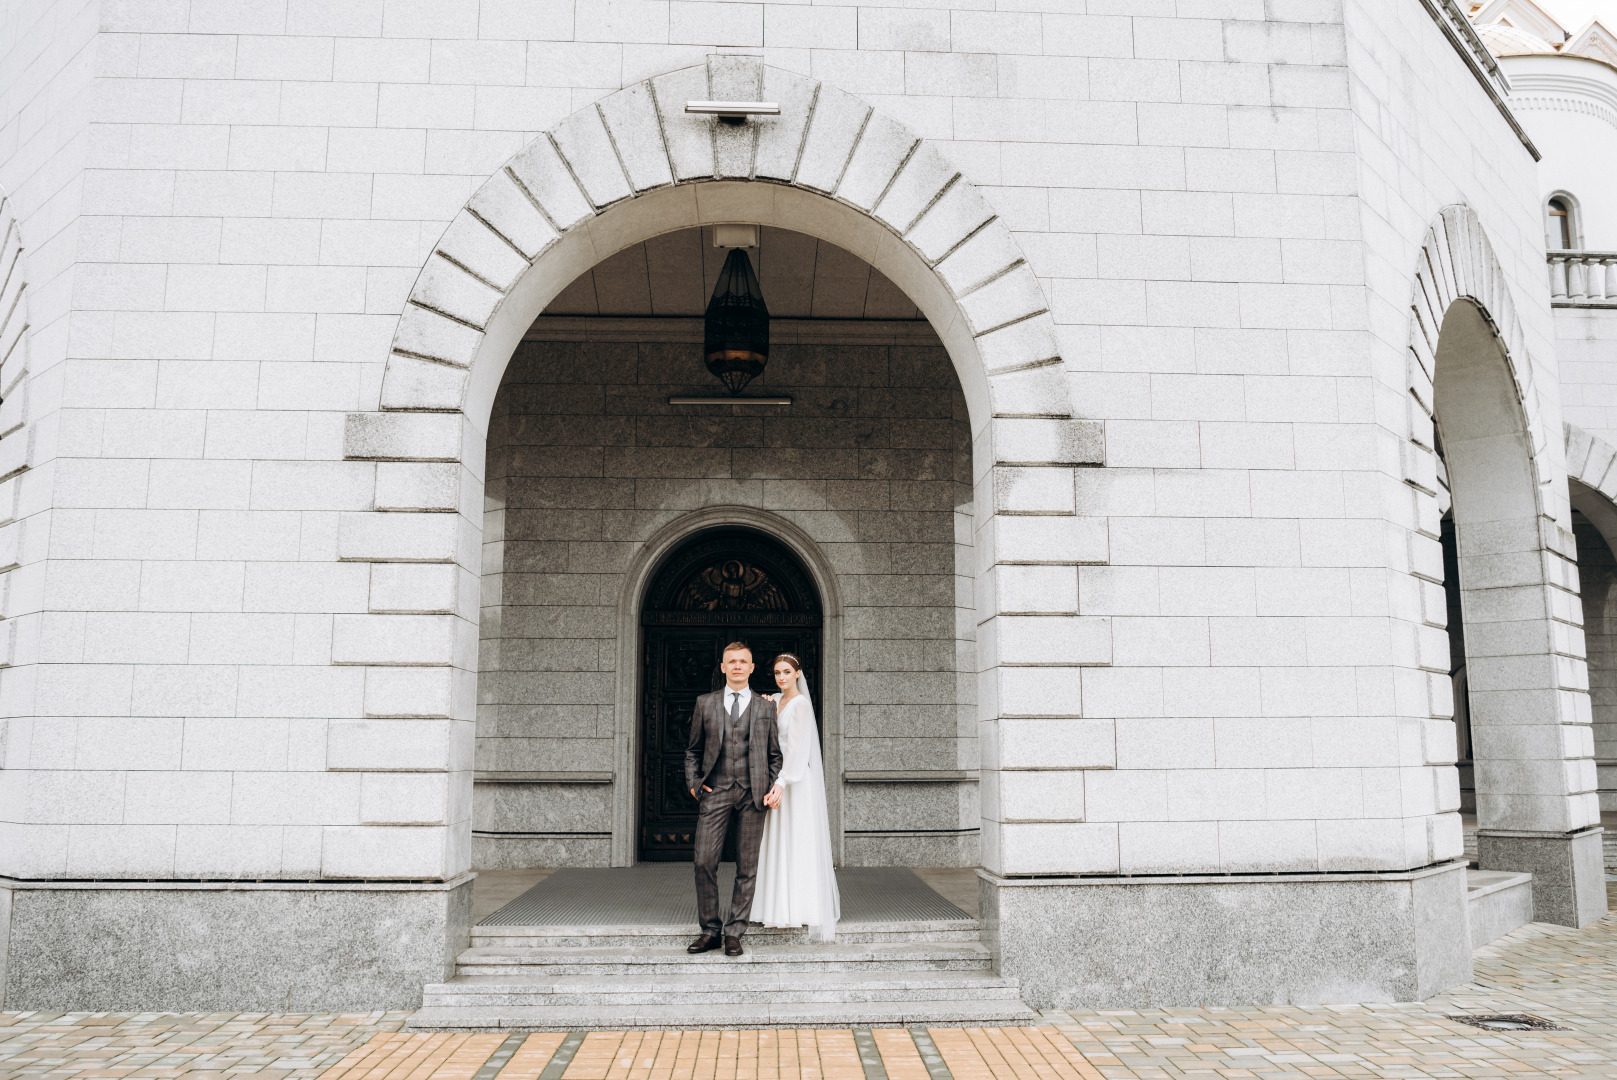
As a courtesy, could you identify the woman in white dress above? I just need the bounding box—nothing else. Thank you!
[754,653,840,941]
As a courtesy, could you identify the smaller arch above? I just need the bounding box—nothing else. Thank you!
[1546,191,1583,251]
[609,505,847,865]
[1406,204,1550,522]
[1565,422,1617,571]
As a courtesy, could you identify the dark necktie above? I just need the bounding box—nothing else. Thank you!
[729,691,742,722]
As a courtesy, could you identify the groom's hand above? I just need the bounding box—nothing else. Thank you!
[763,784,782,809]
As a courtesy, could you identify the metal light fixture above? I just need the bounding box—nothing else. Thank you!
[703,247,769,395]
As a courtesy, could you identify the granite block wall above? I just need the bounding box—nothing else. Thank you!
[474,320,978,868]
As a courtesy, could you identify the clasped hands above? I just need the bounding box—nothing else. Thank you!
[690,782,784,808]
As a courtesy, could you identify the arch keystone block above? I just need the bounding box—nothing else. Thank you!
[992,418,1104,467]
[392,305,481,370]
[380,355,468,413]
[909,182,995,266]
[874,142,956,235]
[436,214,529,292]
[412,257,501,330]
[345,413,462,461]
[755,67,817,180]
[836,114,915,212]
[337,512,463,564]
[652,66,714,181]
[935,224,1021,297]
[794,86,870,194]
[550,107,633,209]
[976,316,1060,374]
[507,137,594,232]
[467,171,558,260]
[598,82,674,194]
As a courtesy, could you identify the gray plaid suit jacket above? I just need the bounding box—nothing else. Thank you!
[684,689,782,811]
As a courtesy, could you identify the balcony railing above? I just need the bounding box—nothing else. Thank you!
[1549,251,1617,306]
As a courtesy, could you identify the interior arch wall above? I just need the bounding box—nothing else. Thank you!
[474,321,978,869]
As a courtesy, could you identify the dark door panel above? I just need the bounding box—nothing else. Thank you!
[638,529,822,863]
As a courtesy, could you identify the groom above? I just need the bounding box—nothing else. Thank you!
[685,641,783,957]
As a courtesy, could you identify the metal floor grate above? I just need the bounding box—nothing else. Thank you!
[477,864,971,926]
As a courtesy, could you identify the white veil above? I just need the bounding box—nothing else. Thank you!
[791,671,839,941]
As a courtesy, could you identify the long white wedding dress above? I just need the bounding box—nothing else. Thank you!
[754,685,840,941]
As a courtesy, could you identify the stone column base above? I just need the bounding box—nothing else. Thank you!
[1477,827,1606,927]
[978,861,1472,1008]
[0,875,473,1011]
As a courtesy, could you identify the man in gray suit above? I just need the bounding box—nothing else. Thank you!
[685,641,783,957]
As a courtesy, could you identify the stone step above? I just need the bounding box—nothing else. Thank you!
[407,997,1037,1031]
[423,970,1024,1009]
[470,920,980,948]
[454,941,994,976]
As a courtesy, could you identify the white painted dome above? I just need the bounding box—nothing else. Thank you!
[1476,19,1558,56]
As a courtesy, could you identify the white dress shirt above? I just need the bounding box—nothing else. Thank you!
[724,685,752,716]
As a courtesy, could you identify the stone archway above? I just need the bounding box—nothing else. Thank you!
[339,57,1107,882]
[1402,205,1603,926]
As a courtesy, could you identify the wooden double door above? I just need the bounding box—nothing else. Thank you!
[638,529,822,863]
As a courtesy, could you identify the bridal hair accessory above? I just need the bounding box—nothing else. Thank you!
[773,652,802,671]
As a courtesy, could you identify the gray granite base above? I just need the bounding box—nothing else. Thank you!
[473,834,613,868]
[844,832,978,867]
[979,862,1473,1008]
[1476,828,1607,927]
[0,876,472,1011]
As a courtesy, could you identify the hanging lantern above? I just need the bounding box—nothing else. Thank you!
[703,247,769,395]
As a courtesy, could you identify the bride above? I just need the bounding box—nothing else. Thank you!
[754,652,840,941]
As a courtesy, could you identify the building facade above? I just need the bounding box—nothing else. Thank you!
[0,0,1610,1010]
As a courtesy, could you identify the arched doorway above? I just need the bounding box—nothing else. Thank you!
[638,528,823,862]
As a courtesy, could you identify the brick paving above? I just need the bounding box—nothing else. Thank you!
[4,910,1616,1080]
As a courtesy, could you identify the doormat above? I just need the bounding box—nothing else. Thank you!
[478,864,971,926]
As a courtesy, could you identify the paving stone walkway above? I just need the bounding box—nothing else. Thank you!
[4,911,1616,1079]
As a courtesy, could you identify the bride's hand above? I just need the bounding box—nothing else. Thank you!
[764,693,780,702]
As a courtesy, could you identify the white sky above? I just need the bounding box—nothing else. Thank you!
[1533,0,1617,31]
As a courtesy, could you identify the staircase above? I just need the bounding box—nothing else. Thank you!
[408,917,1034,1029]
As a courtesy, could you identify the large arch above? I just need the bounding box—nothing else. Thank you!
[1403,205,1603,926]
[353,57,1079,442]
[339,57,1104,877]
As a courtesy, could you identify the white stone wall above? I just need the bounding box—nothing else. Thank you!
[0,0,104,875]
[0,0,1593,888]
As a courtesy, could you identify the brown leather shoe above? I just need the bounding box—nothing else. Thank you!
[687,933,721,954]
[724,935,744,956]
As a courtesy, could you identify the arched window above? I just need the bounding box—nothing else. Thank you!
[1546,194,1579,250]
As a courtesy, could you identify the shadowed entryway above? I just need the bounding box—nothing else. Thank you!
[638,528,822,863]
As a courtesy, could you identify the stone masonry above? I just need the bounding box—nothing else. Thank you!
[0,0,1608,1010]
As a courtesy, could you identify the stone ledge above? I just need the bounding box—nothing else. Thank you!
[475,772,614,784]
[844,770,979,783]
[0,872,476,892]
[977,859,1470,887]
